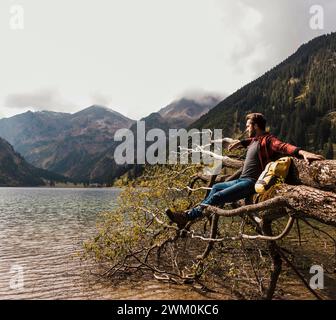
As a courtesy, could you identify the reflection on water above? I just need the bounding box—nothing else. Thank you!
[0,187,123,299]
[0,187,224,300]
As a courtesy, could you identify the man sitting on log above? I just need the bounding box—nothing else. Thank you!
[166,112,324,228]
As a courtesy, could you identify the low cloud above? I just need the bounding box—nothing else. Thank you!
[177,89,226,104]
[90,92,113,107]
[4,89,76,113]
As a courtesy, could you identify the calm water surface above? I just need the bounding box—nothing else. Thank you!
[0,187,217,300]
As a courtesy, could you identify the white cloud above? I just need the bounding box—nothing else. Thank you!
[222,0,336,76]
[0,0,335,120]
[5,89,72,111]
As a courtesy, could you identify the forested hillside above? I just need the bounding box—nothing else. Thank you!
[0,137,68,187]
[192,33,336,158]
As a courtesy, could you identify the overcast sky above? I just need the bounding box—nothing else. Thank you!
[0,0,335,120]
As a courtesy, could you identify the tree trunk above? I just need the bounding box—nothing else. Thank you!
[288,159,336,192]
[262,221,282,300]
[274,184,336,227]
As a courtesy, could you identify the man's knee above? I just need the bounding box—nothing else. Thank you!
[209,192,222,205]
[212,181,230,192]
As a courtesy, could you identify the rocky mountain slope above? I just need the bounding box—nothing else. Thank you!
[0,105,135,181]
[0,137,68,187]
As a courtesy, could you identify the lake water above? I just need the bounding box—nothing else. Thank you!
[0,187,220,300]
[0,187,125,299]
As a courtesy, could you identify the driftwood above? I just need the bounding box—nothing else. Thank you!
[192,157,336,299]
[202,184,336,227]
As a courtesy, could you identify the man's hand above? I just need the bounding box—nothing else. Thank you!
[298,150,325,164]
[228,141,243,151]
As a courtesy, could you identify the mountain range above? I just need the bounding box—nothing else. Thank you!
[0,95,221,184]
[0,105,134,182]
[84,95,223,183]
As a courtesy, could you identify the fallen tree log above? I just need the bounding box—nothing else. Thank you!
[196,158,335,223]
[203,184,336,227]
[274,184,336,227]
[288,158,336,192]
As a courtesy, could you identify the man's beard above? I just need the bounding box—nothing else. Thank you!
[242,128,257,138]
[249,129,256,138]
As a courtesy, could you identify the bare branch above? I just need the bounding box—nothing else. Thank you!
[202,196,289,218]
[188,217,294,242]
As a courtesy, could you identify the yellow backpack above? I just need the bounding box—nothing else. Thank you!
[255,157,292,194]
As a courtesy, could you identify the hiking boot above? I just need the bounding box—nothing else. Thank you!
[165,208,189,229]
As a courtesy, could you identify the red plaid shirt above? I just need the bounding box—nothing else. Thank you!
[240,133,301,170]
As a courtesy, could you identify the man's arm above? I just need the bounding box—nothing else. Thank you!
[269,136,324,164]
[269,135,300,155]
[228,138,252,151]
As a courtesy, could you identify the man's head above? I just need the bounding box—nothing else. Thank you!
[245,113,266,137]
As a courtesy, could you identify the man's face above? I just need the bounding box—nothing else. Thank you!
[246,119,257,138]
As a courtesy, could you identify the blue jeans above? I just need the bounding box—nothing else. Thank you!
[188,178,256,219]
